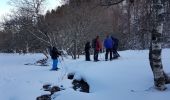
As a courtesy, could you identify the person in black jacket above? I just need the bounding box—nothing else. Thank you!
[85,41,91,61]
[50,46,61,71]
[111,36,120,59]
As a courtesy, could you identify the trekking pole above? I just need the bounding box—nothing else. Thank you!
[58,56,68,81]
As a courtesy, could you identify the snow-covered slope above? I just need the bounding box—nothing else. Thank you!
[0,49,170,100]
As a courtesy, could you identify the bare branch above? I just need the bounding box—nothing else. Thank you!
[100,0,125,6]
[28,30,51,45]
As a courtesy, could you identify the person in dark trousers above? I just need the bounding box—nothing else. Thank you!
[84,41,91,61]
[111,36,120,59]
[50,46,61,71]
[92,36,102,62]
[104,35,113,61]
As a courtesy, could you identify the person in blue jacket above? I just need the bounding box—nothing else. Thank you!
[50,46,61,71]
[104,35,113,61]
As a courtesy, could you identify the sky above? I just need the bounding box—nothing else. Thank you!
[0,0,62,21]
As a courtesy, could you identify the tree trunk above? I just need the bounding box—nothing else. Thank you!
[127,0,131,43]
[149,0,170,91]
[73,32,78,59]
[26,42,29,53]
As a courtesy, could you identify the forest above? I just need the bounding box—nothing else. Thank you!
[0,0,169,56]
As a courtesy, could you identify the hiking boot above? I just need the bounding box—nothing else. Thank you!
[94,59,100,62]
[50,68,59,71]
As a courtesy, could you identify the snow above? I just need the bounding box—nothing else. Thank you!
[0,49,170,100]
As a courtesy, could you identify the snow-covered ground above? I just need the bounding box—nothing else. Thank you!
[0,49,170,100]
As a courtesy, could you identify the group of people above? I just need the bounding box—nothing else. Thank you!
[85,35,120,62]
[48,34,120,71]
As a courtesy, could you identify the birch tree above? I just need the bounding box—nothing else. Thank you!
[149,0,170,90]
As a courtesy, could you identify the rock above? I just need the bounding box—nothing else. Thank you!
[72,79,89,93]
[37,85,62,100]
[36,94,51,100]
[50,86,61,95]
[67,73,75,80]
[43,84,51,91]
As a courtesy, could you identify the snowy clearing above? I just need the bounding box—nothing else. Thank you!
[0,49,170,100]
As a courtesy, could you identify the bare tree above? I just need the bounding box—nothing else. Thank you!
[57,0,106,59]
[6,0,53,52]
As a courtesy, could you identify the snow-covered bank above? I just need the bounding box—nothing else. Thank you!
[0,49,170,100]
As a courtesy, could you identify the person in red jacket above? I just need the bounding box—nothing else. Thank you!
[92,36,102,62]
